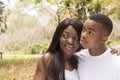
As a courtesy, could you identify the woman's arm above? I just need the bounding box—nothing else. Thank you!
[33,53,52,80]
[33,56,45,80]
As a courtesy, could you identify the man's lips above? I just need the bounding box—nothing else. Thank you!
[80,39,86,45]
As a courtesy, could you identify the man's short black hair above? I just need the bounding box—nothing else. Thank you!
[89,13,113,36]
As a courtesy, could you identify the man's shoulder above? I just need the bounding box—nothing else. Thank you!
[77,49,88,55]
[76,49,89,59]
[109,53,120,68]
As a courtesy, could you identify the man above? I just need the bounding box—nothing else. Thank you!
[78,14,120,80]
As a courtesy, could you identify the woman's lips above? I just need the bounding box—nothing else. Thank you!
[67,45,74,48]
[66,45,74,50]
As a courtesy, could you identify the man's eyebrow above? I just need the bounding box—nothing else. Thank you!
[83,25,95,32]
[88,27,95,32]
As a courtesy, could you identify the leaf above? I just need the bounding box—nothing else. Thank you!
[47,0,56,5]
[34,0,41,4]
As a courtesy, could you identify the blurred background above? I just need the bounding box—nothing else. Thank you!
[0,0,120,80]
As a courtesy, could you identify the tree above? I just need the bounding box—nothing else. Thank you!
[57,0,93,22]
[0,1,4,22]
[0,1,7,34]
[26,0,120,22]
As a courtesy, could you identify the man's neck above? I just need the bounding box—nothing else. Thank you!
[88,45,107,56]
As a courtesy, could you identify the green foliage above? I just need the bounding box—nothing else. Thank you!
[107,40,120,46]
[19,0,24,2]
[56,0,120,21]
[108,3,120,19]
[0,1,4,16]
[47,0,56,4]
[34,0,56,4]
[24,42,49,54]
[106,41,112,46]
[56,0,93,22]
[91,0,101,13]
[34,0,41,4]
[62,0,72,7]
[32,0,120,21]
[0,1,7,34]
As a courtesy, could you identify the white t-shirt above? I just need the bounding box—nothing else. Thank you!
[65,69,80,80]
[77,48,120,80]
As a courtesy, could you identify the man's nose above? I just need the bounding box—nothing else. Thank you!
[81,31,87,38]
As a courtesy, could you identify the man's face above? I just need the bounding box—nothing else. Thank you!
[80,19,107,49]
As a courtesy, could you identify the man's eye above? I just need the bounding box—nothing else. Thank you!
[82,28,86,32]
[63,35,69,39]
[88,31,93,35]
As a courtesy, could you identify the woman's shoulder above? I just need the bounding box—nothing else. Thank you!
[34,52,53,80]
[38,52,52,66]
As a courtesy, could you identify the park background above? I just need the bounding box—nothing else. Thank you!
[0,0,120,80]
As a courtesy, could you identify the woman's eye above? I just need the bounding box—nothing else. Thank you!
[73,37,79,41]
[63,34,69,39]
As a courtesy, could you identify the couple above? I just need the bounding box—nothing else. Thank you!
[34,14,120,80]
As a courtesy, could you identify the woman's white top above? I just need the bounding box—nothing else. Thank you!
[65,69,80,80]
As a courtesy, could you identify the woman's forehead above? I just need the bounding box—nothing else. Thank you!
[63,25,78,35]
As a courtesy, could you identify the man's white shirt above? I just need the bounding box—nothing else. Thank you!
[77,48,120,80]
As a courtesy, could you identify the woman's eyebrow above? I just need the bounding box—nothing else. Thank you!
[63,31,78,36]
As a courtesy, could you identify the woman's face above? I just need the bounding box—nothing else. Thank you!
[60,25,80,57]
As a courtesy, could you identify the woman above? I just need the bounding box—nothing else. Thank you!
[34,18,82,80]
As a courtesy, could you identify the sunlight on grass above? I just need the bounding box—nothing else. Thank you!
[4,50,25,54]
[0,54,40,66]
[3,54,40,59]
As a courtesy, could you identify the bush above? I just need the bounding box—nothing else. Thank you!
[24,42,49,54]
[106,40,120,46]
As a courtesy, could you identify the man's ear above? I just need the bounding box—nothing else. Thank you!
[101,36,108,42]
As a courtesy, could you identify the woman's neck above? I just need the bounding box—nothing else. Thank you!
[65,60,74,71]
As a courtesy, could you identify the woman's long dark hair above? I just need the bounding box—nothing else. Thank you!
[44,18,83,80]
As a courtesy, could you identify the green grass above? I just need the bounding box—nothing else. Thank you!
[0,54,39,80]
[0,54,40,67]
[4,50,25,54]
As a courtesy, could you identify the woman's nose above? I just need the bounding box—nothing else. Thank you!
[67,37,73,44]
